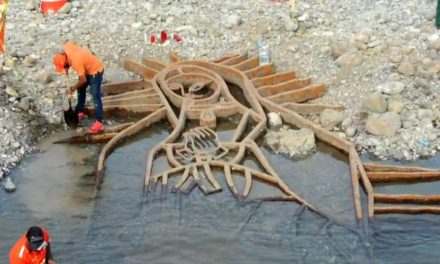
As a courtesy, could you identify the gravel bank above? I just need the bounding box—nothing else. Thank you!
[1,0,439,185]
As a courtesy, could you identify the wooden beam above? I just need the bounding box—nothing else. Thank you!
[375,206,440,214]
[101,79,148,96]
[364,163,439,172]
[123,60,158,79]
[368,171,440,183]
[267,84,326,103]
[374,193,440,204]
[252,71,296,87]
[258,78,311,97]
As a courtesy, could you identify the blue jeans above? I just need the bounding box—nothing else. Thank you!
[75,71,104,122]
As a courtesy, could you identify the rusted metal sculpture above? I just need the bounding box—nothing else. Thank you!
[63,51,440,220]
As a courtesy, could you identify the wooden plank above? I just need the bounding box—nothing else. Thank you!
[233,56,259,71]
[123,60,158,79]
[142,57,166,71]
[103,88,156,101]
[86,104,162,116]
[368,171,440,183]
[266,84,326,103]
[364,163,439,172]
[374,194,440,204]
[103,94,161,106]
[357,158,374,218]
[244,64,274,79]
[375,206,440,214]
[349,147,362,219]
[258,78,311,97]
[101,79,147,96]
[252,71,296,87]
[221,54,248,66]
[210,54,240,64]
[281,102,344,114]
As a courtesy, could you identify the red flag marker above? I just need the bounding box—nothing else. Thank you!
[160,31,168,44]
[173,34,182,43]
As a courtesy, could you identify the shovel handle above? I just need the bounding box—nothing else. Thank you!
[65,73,73,100]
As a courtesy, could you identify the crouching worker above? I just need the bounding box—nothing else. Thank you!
[53,40,105,134]
[9,226,56,264]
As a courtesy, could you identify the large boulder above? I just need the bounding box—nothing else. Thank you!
[265,127,316,159]
[366,112,401,137]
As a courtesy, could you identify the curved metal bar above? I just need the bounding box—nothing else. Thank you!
[89,52,440,220]
[96,107,167,185]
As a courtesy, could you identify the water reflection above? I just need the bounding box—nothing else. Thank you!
[364,155,440,263]
[1,126,440,263]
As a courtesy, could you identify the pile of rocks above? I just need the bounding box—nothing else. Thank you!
[266,126,317,159]
[1,0,440,186]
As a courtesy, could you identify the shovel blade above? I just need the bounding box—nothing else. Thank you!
[64,108,79,128]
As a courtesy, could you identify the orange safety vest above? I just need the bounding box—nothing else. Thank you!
[63,41,104,76]
[9,229,51,264]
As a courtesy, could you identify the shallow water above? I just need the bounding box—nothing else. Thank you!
[1,125,440,264]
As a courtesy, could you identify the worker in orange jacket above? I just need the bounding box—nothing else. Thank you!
[53,41,105,134]
[9,226,56,264]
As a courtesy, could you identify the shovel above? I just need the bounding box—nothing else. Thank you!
[63,74,79,128]
[64,98,78,128]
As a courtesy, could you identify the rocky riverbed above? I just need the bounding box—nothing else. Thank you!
[1,0,440,187]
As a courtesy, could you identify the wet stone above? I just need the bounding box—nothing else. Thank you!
[4,177,16,193]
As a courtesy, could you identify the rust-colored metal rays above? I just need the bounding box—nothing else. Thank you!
[60,52,440,220]
[144,126,304,204]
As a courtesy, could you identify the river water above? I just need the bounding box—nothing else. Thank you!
[1,124,440,263]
